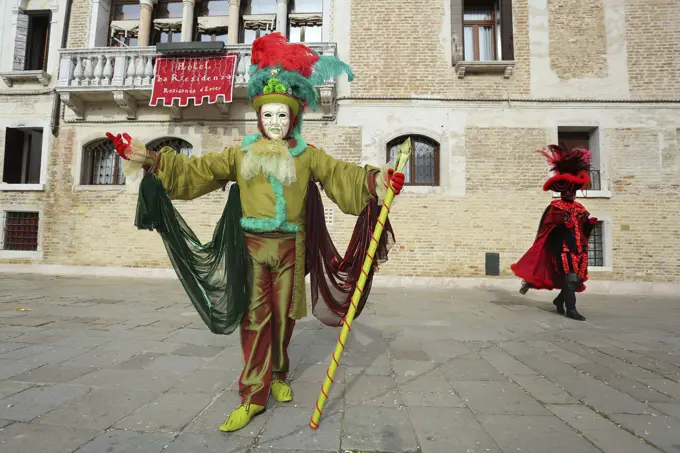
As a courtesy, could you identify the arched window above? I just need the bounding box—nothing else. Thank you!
[81,139,126,185]
[146,137,193,157]
[387,134,440,186]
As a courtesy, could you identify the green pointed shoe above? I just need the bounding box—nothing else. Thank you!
[271,379,293,402]
[218,403,265,432]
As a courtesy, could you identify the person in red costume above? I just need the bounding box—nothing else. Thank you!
[512,145,598,321]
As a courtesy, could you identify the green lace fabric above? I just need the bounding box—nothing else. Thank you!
[135,174,250,335]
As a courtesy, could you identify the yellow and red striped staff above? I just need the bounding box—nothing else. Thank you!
[309,137,412,430]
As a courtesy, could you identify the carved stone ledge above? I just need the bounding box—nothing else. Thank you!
[169,105,183,120]
[454,60,516,79]
[113,91,138,120]
[318,84,335,119]
[0,70,52,87]
[60,92,85,120]
[215,100,231,117]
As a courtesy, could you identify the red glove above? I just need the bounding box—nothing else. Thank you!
[589,217,598,225]
[387,168,405,195]
[106,132,132,160]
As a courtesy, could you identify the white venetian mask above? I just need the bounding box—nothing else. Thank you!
[260,103,291,141]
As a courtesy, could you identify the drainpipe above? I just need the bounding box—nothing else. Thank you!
[51,0,74,137]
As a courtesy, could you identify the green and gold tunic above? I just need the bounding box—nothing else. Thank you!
[152,141,378,320]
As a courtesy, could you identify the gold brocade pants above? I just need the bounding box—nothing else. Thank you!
[239,232,297,406]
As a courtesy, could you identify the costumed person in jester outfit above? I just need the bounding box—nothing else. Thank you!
[511,145,598,321]
[105,32,404,433]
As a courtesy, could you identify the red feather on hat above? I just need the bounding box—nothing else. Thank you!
[251,33,320,78]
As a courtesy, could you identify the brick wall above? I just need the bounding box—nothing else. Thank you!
[3,0,680,287]
[548,0,608,80]
[465,128,548,192]
[348,0,531,98]
[372,126,680,283]
[32,122,680,282]
[3,118,679,283]
[625,0,680,98]
[66,0,91,48]
[603,128,680,281]
[34,123,363,268]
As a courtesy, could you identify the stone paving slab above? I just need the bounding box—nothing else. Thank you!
[114,392,213,432]
[1,274,680,452]
[164,432,253,453]
[342,406,418,452]
[0,384,91,422]
[508,373,580,405]
[547,404,661,453]
[409,407,502,453]
[478,414,602,452]
[74,430,175,453]
[36,387,159,430]
[0,422,98,453]
[612,414,680,453]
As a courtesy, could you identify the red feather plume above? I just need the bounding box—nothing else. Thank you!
[537,144,592,176]
[251,33,320,78]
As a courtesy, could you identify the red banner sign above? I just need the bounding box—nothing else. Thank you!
[150,54,237,107]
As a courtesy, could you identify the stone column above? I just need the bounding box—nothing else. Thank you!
[138,0,156,47]
[227,0,241,44]
[276,0,288,35]
[181,0,196,42]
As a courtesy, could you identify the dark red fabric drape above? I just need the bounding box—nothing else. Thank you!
[305,181,395,326]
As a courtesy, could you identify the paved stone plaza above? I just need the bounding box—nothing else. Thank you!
[0,273,679,453]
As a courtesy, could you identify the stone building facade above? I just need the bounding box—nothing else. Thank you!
[1,0,679,285]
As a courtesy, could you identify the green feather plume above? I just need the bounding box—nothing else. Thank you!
[276,70,320,110]
[307,55,355,87]
[247,54,354,113]
[247,66,273,100]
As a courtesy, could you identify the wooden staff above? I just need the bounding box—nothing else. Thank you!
[309,137,412,430]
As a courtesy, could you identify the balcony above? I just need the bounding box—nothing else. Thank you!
[56,43,339,120]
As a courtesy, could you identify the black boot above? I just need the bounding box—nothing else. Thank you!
[566,309,586,321]
[519,280,530,295]
[553,293,565,315]
[563,273,585,321]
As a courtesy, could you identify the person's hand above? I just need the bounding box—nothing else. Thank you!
[106,132,150,163]
[106,132,133,160]
[386,168,405,195]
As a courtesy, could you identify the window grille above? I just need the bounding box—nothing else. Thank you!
[82,139,125,185]
[387,135,440,186]
[588,221,604,267]
[147,137,193,157]
[3,211,39,251]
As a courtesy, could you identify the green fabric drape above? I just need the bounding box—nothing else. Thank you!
[135,174,250,335]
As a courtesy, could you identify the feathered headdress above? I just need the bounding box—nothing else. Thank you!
[246,33,354,139]
[538,144,592,192]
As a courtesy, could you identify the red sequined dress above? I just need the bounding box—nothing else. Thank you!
[511,198,597,292]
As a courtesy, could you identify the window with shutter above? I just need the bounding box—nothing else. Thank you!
[462,0,513,62]
[25,12,52,71]
[2,128,43,185]
[13,13,29,71]
[454,0,515,77]
[557,128,602,191]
